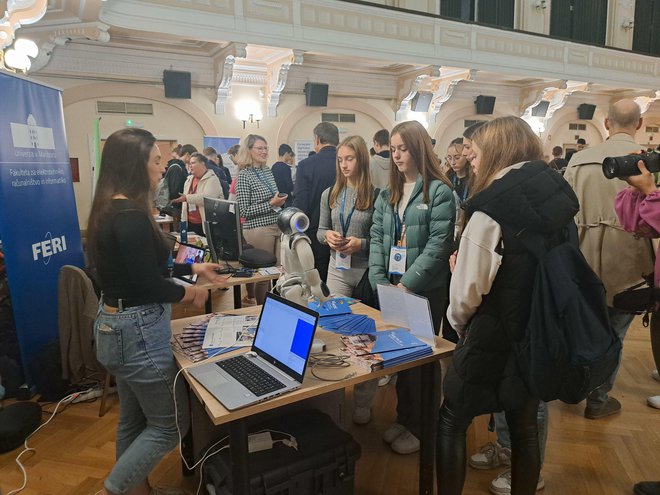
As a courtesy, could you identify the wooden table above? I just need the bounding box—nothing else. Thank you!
[174,303,454,495]
[154,213,175,232]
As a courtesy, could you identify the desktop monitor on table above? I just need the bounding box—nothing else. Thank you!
[204,197,242,262]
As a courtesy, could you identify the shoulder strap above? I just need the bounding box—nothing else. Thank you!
[499,221,577,260]
[373,187,380,207]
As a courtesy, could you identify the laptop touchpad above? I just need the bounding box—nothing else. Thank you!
[199,370,229,385]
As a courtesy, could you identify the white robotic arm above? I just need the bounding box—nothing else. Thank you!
[275,208,331,306]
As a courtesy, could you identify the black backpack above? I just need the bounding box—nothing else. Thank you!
[513,223,621,404]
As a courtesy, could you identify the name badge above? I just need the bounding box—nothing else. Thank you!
[188,203,197,212]
[416,204,428,210]
[388,245,407,275]
[336,252,351,270]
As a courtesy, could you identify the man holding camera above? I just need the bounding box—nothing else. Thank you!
[564,99,656,419]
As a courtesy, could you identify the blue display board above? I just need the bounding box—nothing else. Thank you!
[203,136,240,154]
[0,72,84,373]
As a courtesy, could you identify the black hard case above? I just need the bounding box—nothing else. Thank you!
[204,409,361,495]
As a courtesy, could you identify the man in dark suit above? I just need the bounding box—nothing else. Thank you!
[293,122,338,282]
[271,143,295,208]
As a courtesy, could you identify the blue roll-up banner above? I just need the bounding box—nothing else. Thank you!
[0,72,84,376]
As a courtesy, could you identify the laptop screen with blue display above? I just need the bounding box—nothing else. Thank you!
[254,295,317,376]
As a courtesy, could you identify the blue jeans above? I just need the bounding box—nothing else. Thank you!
[586,307,634,409]
[494,401,548,464]
[94,302,189,495]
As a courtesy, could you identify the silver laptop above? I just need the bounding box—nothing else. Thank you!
[187,292,319,410]
[376,284,437,348]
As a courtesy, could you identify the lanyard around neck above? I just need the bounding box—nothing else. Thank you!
[253,167,275,194]
[339,187,356,237]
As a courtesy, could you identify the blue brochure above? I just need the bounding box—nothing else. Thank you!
[370,329,428,354]
[308,298,352,316]
[340,329,432,370]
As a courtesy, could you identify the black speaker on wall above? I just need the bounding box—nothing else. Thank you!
[304,82,329,107]
[411,92,433,112]
[531,100,550,117]
[578,103,596,120]
[163,70,191,99]
[475,95,496,115]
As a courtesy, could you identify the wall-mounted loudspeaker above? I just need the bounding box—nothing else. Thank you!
[411,92,433,112]
[531,100,550,117]
[304,82,329,107]
[163,70,192,99]
[475,95,496,115]
[578,103,596,120]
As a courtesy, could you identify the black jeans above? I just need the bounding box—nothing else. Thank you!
[309,230,330,283]
[395,287,445,435]
[436,398,541,495]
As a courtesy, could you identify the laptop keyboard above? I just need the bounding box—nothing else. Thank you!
[216,355,287,397]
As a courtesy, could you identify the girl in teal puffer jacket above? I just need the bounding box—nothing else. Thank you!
[369,120,455,454]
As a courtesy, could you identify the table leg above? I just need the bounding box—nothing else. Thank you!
[233,285,242,309]
[229,418,250,494]
[205,289,212,313]
[419,361,437,495]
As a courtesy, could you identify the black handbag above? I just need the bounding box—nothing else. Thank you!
[238,247,277,269]
[351,267,379,309]
[613,273,660,325]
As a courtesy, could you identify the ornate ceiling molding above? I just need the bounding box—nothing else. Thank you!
[266,49,304,117]
[394,66,440,121]
[30,22,110,72]
[429,69,475,123]
[214,42,247,115]
[1,0,48,49]
[521,80,591,127]
[634,91,660,114]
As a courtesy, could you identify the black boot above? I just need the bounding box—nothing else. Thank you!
[634,481,660,495]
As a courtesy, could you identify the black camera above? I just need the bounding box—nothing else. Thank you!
[602,152,660,179]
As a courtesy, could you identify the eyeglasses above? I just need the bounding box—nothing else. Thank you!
[252,146,269,152]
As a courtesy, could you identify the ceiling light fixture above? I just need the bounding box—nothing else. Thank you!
[1,38,39,72]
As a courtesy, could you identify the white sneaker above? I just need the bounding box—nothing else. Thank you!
[352,406,371,425]
[383,423,407,444]
[390,430,420,455]
[378,374,392,387]
[647,395,660,409]
[469,442,512,470]
[489,468,544,494]
[652,370,660,383]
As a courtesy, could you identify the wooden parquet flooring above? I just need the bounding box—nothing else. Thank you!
[1,301,658,494]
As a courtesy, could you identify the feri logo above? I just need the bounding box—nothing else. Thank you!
[32,233,67,265]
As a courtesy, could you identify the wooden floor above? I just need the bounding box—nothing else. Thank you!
[1,289,658,494]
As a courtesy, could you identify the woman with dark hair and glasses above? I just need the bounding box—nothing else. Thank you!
[88,128,223,495]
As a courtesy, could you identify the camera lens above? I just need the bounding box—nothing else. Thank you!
[602,157,619,179]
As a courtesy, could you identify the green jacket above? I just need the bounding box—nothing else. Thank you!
[369,176,455,293]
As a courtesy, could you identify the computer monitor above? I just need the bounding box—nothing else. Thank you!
[204,197,243,262]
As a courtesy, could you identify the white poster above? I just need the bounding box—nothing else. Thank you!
[294,140,314,165]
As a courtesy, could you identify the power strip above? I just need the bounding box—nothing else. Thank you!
[71,386,116,403]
